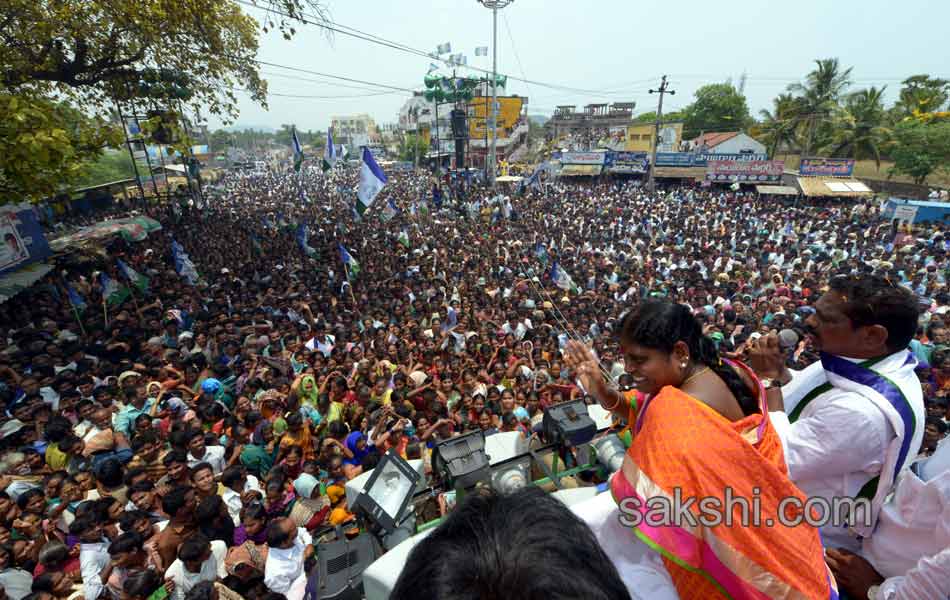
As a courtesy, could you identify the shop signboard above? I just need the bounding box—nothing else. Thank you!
[799,157,855,177]
[559,151,606,165]
[705,159,784,182]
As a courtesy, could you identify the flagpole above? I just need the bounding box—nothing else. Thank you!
[62,281,88,337]
[71,303,87,337]
[103,298,109,328]
[125,276,143,313]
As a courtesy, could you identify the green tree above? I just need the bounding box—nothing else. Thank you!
[681,84,752,140]
[755,93,802,158]
[0,0,325,201]
[399,134,428,164]
[822,87,891,169]
[0,94,122,201]
[208,129,235,152]
[890,75,949,121]
[889,120,950,184]
[70,150,137,188]
[632,110,686,123]
[787,58,853,155]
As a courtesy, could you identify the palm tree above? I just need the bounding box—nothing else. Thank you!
[757,93,801,158]
[787,58,853,155]
[821,86,892,169]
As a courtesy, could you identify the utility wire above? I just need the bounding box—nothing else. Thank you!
[235,0,626,96]
[501,11,531,100]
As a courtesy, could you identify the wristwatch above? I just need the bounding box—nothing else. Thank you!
[761,378,782,390]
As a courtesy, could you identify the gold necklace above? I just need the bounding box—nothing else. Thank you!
[681,366,710,388]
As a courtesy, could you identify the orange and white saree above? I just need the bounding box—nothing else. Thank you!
[610,360,837,600]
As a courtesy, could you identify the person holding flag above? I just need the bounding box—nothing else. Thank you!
[338,243,360,279]
[117,258,149,294]
[356,147,387,217]
[550,261,579,294]
[297,223,317,257]
[171,239,200,285]
[65,282,88,335]
[99,271,129,326]
[66,283,86,313]
[291,126,305,172]
[534,241,549,266]
[381,198,399,223]
[322,129,337,172]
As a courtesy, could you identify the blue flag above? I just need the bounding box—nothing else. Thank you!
[338,243,360,278]
[66,284,86,312]
[171,240,200,285]
[534,241,549,265]
[296,224,316,257]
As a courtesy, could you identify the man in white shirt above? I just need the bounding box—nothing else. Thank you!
[186,429,226,474]
[264,517,314,597]
[824,439,950,599]
[165,533,227,600]
[749,274,925,551]
[73,515,110,600]
[220,465,262,526]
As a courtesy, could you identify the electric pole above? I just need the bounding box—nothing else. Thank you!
[647,75,675,195]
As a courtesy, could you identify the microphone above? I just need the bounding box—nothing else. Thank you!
[778,328,800,353]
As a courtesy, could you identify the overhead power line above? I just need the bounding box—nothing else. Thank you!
[235,0,625,96]
[251,58,414,93]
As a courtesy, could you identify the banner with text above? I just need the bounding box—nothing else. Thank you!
[0,203,51,276]
[706,159,784,182]
[605,151,649,174]
[559,151,606,165]
[654,152,695,167]
[653,152,768,167]
[799,157,855,177]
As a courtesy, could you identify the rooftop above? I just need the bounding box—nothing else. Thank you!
[690,131,740,148]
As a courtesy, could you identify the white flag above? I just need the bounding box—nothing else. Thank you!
[356,147,387,215]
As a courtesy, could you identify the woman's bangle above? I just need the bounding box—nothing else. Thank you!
[603,390,621,411]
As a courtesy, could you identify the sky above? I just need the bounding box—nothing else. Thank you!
[210,0,950,132]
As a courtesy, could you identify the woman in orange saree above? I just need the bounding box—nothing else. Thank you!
[566,301,837,600]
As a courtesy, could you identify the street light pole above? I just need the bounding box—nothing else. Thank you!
[478,0,513,187]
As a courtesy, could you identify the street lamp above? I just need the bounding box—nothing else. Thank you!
[477,0,513,187]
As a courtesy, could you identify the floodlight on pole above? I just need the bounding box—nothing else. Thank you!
[476,0,513,188]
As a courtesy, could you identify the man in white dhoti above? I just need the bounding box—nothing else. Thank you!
[748,274,926,551]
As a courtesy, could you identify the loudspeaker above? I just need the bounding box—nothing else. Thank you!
[455,142,465,171]
[314,532,379,600]
[450,109,467,140]
[542,400,597,447]
[432,430,490,489]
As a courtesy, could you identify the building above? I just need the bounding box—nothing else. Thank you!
[544,102,637,151]
[625,122,684,153]
[396,85,529,169]
[688,131,766,155]
[330,114,380,149]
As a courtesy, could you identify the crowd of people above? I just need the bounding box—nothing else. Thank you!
[0,163,948,600]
